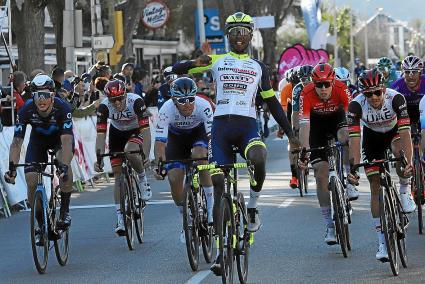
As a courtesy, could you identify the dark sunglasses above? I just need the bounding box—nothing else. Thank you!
[363,89,383,98]
[314,81,332,89]
[175,96,195,105]
[33,91,53,100]
[404,69,421,76]
[227,27,252,36]
[109,95,126,103]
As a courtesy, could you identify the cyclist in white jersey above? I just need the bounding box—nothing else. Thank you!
[173,12,300,275]
[154,77,214,243]
[94,79,151,236]
[347,69,413,261]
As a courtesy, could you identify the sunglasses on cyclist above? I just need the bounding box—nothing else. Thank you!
[227,27,252,37]
[314,81,332,89]
[33,91,53,100]
[175,96,196,105]
[109,95,126,103]
[404,69,421,76]
[363,89,383,98]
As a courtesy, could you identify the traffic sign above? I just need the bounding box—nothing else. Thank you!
[92,35,115,50]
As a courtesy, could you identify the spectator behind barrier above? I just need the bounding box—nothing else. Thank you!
[51,66,65,93]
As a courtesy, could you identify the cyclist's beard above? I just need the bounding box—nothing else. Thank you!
[113,100,126,112]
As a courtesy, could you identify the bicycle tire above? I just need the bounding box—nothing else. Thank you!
[303,169,309,194]
[297,167,304,197]
[120,174,135,250]
[414,158,423,234]
[132,175,145,244]
[53,187,69,266]
[236,192,249,284]
[183,182,199,271]
[218,193,234,284]
[200,186,213,263]
[330,177,348,258]
[380,187,399,276]
[394,192,408,268]
[31,190,48,274]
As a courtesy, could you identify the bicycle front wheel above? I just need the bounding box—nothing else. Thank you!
[132,175,145,244]
[200,187,213,263]
[303,168,309,194]
[413,159,423,234]
[394,192,408,268]
[120,174,135,250]
[236,192,249,284]
[219,194,234,284]
[31,190,48,274]
[183,183,199,271]
[380,187,399,276]
[330,177,349,258]
[53,187,69,266]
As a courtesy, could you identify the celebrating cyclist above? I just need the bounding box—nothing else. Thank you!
[390,55,425,212]
[4,74,75,233]
[94,79,151,236]
[347,69,413,261]
[172,11,300,275]
[298,63,358,245]
[154,77,214,243]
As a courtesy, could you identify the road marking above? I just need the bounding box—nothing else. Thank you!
[279,198,294,208]
[185,270,211,284]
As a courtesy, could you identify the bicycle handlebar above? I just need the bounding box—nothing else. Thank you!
[197,162,257,187]
[350,150,407,173]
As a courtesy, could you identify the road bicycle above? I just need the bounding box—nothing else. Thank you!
[411,130,424,234]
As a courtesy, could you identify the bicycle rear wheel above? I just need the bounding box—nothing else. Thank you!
[31,190,48,274]
[219,194,234,284]
[200,187,213,263]
[413,159,423,234]
[183,183,199,271]
[120,174,135,250]
[380,187,399,276]
[132,175,145,244]
[236,192,249,284]
[330,177,349,258]
[53,187,69,266]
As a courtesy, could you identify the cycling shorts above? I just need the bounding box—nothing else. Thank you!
[109,124,143,167]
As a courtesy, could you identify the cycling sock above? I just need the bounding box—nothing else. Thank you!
[344,165,351,177]
[247,189,260,209]
[373,218,385,243]
[60,192,71,214]
[321,206,334,228]
[399,179,410,194]
[290,164,297,178]
[203,186,214,211]
[138,170,148,185]
[115,204,122,216]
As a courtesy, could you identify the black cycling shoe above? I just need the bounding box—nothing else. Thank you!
[210,254,222,276]
[57,212,72,229]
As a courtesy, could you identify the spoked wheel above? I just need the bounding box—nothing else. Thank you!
[200,187,213,263]
[394,196,408,268]
[236,192,249,284]
[413,159,423,234]
[53,188,69,266]
[330,177,349,258]
[303,169,309,194]
[31,190,49,274]
[183,183,199,271]
[132,175,145,244]
[219,194,234,284]
[380,188,399,276]
[120,175,135,250]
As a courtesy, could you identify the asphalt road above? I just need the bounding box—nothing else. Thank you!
[1,137,425,283]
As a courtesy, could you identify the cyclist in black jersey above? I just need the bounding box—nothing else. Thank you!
[4,74,75,229]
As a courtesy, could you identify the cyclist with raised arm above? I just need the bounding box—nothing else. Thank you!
[153,77,214,243]
[376,57,399,87]
[94,79,151,236]
[172,12,300,275]
[4,74,75,234]
[390,55,425,213]
[347,69,413,261]
[298,63,358,245]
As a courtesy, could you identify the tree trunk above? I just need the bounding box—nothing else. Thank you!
[260,27,278,67]
[47,0,66,69]
[11,0,46,76]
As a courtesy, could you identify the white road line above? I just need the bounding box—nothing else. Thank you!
[185,270,211,284]
[279,198,294,208]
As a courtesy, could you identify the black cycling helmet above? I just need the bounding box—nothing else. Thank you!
[297,65,314,79]
[170,77,197,98]
[30,74,55,92]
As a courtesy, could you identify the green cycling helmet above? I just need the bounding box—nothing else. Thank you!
[225,12,254,33]
[377,57,392,69]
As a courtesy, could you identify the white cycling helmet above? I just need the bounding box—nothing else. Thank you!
[334,67,351,82]
[402,55,423,71]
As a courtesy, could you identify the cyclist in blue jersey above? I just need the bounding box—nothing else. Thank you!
[157,67,178,110]
[376,57,399,87]
[4,74,75,231]
[390,55,425,213]
[172,11,300,275]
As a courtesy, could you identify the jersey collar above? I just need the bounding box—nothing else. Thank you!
[228,51,250,60]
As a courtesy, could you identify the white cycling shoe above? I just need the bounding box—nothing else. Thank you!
[346,183,359,201]
[115,218,125,237]
[376,243,389,262]
[400,193,416,213]
[325,227,337,245]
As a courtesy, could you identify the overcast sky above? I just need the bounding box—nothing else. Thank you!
[334,0,424,23]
